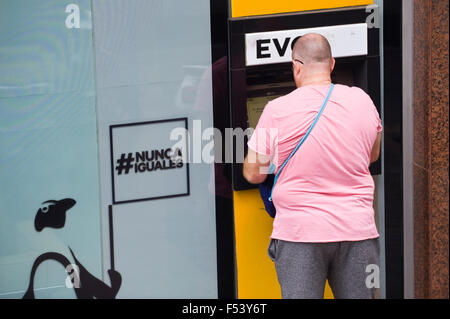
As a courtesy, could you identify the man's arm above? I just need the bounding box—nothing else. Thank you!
[243,148,271,184]
[370,132,382,163]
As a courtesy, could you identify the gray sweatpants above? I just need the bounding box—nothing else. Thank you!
[268,238,380,299]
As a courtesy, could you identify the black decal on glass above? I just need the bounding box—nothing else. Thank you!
[22,248,121,299]
[34,198,76,232]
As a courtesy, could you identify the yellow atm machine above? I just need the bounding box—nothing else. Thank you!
[228,0,380,298]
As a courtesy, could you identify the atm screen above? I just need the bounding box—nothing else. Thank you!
[246,79,294,129]
[246,94,282,129]
[246,64,296,129]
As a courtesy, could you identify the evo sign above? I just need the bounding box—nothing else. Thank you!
[245,23,368,66]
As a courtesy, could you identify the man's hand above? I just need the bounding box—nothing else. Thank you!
[243,148,271,184]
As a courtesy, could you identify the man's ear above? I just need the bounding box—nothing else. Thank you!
[330,58,336,73]
[293,61,301,77]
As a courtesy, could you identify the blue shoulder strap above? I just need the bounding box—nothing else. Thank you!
[269,84,334,202]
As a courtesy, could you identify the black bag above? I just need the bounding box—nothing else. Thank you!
[258,174,276,218]
[258,84,335,218]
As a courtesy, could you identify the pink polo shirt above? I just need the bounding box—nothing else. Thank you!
[248,84,382,243]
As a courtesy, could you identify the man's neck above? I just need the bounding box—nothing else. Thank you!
[297,73,332,88]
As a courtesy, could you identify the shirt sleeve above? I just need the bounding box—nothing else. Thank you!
[247,102,277,158]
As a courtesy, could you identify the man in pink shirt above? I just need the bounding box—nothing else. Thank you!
[243,33,382,299]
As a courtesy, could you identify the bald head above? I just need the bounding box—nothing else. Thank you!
[291,33,335,87]
[292,33,333,65]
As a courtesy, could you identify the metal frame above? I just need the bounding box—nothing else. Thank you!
[402,0,415,299]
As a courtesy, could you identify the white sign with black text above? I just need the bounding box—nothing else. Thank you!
[245,23,368,66]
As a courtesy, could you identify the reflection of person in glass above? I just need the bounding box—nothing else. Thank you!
[194,54,235,296]
[194,55,233,200]
[243,34,382,299]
